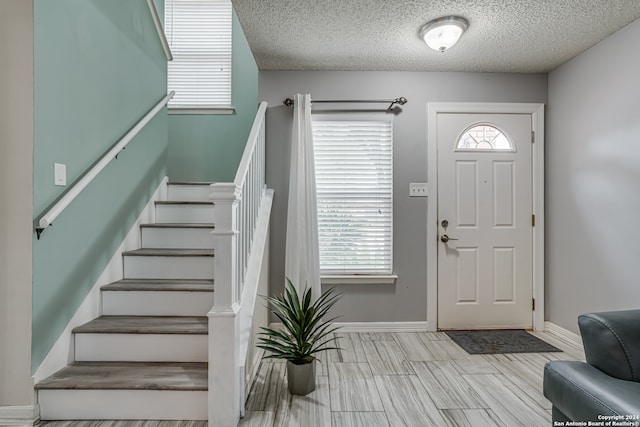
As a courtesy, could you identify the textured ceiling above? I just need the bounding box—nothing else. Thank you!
[232,0,640,73]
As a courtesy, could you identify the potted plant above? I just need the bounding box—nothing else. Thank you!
[257,278,341,395]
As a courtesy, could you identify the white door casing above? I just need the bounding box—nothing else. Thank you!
[437,113,532,329]
[426,103,545,332]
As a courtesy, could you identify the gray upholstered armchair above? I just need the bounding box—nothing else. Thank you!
[543,309,640,422]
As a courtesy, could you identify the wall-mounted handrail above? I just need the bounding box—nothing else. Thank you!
[36,91,175,239]
[146,0,173,61]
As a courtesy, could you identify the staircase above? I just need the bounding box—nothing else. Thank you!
[36,182,217,420]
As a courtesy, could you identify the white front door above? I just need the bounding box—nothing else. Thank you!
[437,113,533,329]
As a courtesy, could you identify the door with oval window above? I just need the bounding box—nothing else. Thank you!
[437,113,533,329]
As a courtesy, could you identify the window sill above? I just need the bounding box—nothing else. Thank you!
[168,107,235,115]
[321,275,398,285]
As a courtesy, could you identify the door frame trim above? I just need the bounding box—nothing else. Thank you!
[426,103,545,331]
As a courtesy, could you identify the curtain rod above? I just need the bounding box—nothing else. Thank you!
[283,97,407,111]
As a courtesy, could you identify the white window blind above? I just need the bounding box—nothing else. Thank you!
[165,0,232,109]
[312,120,393,275]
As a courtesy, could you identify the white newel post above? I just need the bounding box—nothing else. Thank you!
[208,183,242,427]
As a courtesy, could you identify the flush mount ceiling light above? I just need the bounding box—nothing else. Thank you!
[419,16,469,53]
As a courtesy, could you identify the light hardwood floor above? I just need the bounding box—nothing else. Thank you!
[39,330,583,427]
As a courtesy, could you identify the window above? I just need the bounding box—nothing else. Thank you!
[312,120,393,277]
[457,124,514,151]
[165,0,232,111]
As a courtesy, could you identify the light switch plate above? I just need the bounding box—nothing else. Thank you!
[409,182,428,197]
[54,163,67,186]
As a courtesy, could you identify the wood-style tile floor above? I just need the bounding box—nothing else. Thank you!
[39,330,584,427]
[242,330,584,426]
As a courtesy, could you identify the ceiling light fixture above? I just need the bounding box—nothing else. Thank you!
[419,16,469,53]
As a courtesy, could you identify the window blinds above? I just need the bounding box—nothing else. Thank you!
[312,120,393,275]
[165,0,232,109]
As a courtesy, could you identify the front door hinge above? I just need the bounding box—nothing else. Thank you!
[532,298,536,311]
[531,131,535,143]
[532,214,535,227]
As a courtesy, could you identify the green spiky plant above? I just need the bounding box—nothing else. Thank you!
[257,278,341,365]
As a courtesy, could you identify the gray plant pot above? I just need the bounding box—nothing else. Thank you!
[286,360,316,395]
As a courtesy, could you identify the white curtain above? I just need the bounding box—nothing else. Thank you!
[285,93,321,300]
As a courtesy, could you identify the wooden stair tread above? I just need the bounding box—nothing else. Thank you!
[155,201,214,205]
[35,362,207,391]
[140,223,215,229]
[73,316,208,334]
[101,279,214,292]
[167,182,213,186]
[122,248,214,257]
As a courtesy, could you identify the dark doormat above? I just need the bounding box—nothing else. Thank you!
[445,330,562,355]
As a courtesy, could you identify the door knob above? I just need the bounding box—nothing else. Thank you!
[440,234,458,243]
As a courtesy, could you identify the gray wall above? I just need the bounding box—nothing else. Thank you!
[0,0,34,407]
[260,71,547,322]
[546,19,640,334]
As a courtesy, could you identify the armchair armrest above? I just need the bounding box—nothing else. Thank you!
[578,309,640,382]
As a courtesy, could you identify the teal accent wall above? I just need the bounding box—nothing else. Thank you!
[167,11,258,182]
[32,0,168,370]
[154,0,164,24]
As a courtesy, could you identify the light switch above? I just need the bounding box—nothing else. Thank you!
[409,182,428,197]
[54,163,67,186]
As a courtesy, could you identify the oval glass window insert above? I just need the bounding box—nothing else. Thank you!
[457,124,514,151]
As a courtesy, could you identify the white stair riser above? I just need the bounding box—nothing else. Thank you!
[102,291,214,316]
[141,227,215,249]
[123,256,214,280]
[167,185,212,202]
[75,334,207,362]
[155,204,215,224]
[38,389,207,420]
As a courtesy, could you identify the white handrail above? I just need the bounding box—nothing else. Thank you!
[233,102,268,187]
[146,0,173,61]
[36,92,175,238]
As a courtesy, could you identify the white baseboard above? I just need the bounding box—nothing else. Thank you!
[334,321,429,332]
[269,321,429,333]
[544,321,583,349]
[32,177,168,384]
[0,405,39,426]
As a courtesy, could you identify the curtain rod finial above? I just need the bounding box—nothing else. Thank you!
[283,98,294,107]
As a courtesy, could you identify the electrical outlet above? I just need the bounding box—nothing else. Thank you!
[54,163,67,186]
[409,182,428,197]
